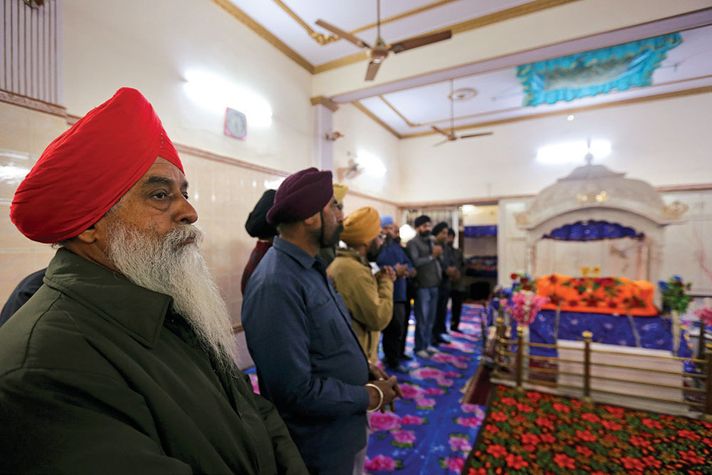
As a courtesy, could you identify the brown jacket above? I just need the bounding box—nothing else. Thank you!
[328,248,393,362]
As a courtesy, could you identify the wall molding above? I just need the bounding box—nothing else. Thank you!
[0,89,66,118]
[351,100,402,139]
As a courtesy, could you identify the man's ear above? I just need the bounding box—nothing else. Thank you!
[303,213,320,227]
[75,225,98,244]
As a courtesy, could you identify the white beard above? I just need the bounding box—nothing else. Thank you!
[106,220,237,371]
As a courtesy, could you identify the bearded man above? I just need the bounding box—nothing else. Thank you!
[242,170,399,475]
[0,88,307,474]
[328,206,396,364]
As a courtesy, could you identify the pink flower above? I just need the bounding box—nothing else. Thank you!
[448,435,472,453]
[460,403,481,414]
[425,387,445,396]
[368,411,401,431]
[365,455,398,471]
[695,307,712,326]
[511,290,548,326]
[400,414,425,425]
[391,429,416,446]
[436,378,454,387]
[441,456,464,473]
[455,417,483,428]
[398,383,424,399]
[415,397,436,409]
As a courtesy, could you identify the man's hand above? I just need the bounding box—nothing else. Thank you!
[432,244,443,258]
[378,266,397,282]
[368,363,389,381]
[394,263,409,278]
[366,376,401,412]
[446,266,460,280]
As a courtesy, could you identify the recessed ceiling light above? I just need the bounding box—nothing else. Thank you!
[567,115,575,121]
[449,87,477,101]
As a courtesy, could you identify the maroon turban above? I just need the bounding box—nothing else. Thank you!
[10,87,182,243]
[267,168,333,225]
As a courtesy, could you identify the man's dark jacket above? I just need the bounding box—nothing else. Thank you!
[0,248,307,474]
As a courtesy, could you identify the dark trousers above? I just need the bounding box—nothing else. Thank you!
[450,290,465,331]
[382,302,407,367]
[432,285,450,339]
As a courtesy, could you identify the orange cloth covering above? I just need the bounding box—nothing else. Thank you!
[535,273,658,316]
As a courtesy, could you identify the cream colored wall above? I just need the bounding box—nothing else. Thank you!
[63,0,314,174]
[332,103,401,201]
[399,93,712,203]
[0,103,64,304]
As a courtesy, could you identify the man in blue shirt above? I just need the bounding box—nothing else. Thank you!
[242,168,400,475]
[377,216,414,371]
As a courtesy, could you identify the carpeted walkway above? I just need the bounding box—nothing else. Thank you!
[365,304,486,474]
[464,384,712,475]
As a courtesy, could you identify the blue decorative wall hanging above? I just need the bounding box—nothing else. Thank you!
[463,225,497,237]
[543,220,643,241]
[517,33,682,107]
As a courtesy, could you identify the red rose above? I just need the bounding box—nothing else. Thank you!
[554,453,575,470]
[505,453,528,470]
[486,444,508,459]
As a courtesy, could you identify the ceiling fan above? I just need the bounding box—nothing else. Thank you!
[335,157,363,181]
[432,80,493,146]
[316,0,452,81]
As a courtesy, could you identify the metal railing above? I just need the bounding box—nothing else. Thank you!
[490,316,711,418]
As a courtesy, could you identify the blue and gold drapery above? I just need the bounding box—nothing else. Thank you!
[517,33,682,107]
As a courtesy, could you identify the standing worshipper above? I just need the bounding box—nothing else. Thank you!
[328,206,395,364]
[407,215,443,358]
[241,189,278,294]
[0,88,307,474]
[242,169,400,475]
[447,228,467,332]
[377,216,415,371]
[431,221,458,345]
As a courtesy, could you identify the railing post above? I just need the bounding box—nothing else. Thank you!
[582,331,593,401]
[705,346,712,418]
[494,316,505,368]
[515,325,524,390]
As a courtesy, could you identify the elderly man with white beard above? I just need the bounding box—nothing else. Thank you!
[0,88,308,475]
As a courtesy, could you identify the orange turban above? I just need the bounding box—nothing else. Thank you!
[10,88,182,243]
[341,206,381,246]
[333,183,348,205]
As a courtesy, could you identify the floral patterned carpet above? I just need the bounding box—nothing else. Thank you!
[365,305,486,474]
[464,385,712,475]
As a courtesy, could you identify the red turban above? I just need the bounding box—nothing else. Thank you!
[10,87,182,243]
[267,168,333,225]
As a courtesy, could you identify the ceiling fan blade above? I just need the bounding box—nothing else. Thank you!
[459,132,494,139]
[433,138,449,147]
[390,30,452,54]
[315,19,371,49]
[365,60,382,81]
[431,125,450,137]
